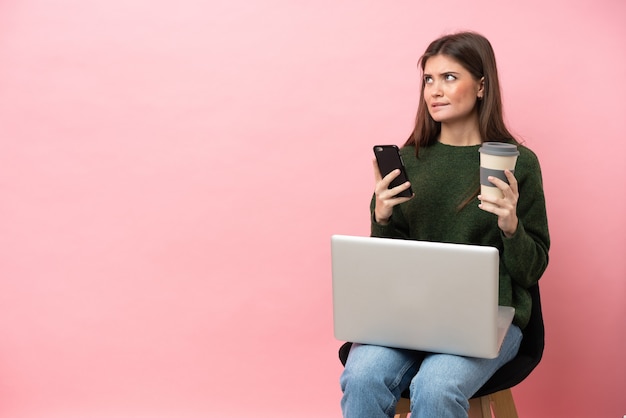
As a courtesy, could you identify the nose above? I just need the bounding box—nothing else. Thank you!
[427,80,443,97]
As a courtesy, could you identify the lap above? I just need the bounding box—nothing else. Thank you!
[411,325,523,396]
[341,344,424,394]
[344,343,423,377]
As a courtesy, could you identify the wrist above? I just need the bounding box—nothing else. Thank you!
[375,214,391,225]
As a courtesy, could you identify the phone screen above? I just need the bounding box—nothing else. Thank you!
[373,145,413,198]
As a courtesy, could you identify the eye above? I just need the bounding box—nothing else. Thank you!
[423,75,433,84]
[444,73,457,81]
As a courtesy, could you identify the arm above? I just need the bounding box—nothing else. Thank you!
[479,148,550,288]
[369,159,413,239]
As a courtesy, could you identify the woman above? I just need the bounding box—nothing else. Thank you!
[339,31,550,418]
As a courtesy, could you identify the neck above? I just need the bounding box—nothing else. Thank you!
[438,117,481,146]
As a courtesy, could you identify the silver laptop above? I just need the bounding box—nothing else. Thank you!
[331,235,515,359]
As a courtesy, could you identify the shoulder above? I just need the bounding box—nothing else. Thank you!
[515,144,546,188]
[399,145,416,157]
[516,144,542,169]
[398,145,418,164]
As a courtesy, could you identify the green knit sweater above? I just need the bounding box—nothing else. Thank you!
[370,142,550,329]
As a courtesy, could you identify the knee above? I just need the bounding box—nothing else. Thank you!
[340,345,401,395]
[410,373,469,412]
[340,360,386,395]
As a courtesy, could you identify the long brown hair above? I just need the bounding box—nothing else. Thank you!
[405,32,518,153]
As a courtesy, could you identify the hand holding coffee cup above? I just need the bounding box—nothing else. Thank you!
[478,142,519,212]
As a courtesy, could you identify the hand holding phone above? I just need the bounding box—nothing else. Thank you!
[373,145,413,198]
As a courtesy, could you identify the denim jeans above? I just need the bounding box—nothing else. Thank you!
[340,325,523,418]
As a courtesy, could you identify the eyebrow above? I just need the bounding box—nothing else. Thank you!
[423,71,462,77]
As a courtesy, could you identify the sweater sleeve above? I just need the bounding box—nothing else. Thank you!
[501,147,551,288]
[369,194,411,239]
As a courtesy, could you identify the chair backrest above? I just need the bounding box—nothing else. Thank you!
[472,283,544,397]
[338,284,545,399]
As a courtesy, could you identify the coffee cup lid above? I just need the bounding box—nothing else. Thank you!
[479,142,519,156]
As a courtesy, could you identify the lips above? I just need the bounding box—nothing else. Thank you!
[430,102,448,108]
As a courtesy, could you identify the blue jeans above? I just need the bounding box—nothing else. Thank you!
[340,325,523,418]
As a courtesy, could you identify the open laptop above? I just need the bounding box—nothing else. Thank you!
[331,235,515,359]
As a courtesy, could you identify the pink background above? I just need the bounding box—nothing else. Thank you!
[1,1,624,417]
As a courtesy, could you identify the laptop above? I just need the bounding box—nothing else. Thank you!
[331,235,515,359]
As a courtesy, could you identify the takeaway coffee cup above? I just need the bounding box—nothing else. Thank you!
[479,142,519,209]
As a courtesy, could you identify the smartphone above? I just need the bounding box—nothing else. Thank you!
[373,145,413,198]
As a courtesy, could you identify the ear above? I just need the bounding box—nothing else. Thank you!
[477,77,485,99]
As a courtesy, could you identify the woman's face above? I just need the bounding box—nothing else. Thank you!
[423,54,484,126]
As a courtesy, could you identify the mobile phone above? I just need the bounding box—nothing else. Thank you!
[373,145,413,198]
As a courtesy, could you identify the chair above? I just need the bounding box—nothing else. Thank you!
[338,284,544,418]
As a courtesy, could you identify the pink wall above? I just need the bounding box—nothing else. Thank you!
[1,1,624,417]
